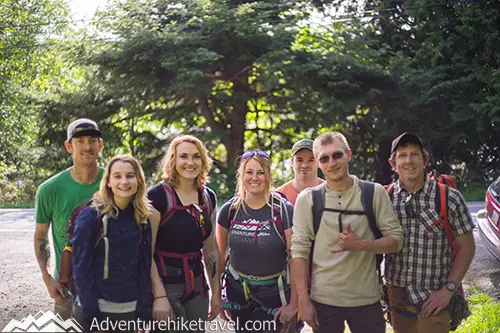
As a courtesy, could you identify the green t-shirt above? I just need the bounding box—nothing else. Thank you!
[35,167,104,279]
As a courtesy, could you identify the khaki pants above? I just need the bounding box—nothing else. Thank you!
[54,295,73,320]
[388,285,451,333]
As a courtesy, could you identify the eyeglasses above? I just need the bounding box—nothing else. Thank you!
[318,151,345,164]
[242,150,269,160]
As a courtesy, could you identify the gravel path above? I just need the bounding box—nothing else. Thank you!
[0,208,498,332]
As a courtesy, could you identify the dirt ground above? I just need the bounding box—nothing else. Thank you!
[0,209,498,332]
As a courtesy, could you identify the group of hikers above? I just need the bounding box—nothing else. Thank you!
[33,118,476,333]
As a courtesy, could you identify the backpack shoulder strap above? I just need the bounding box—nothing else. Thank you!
[309,184,326,288]
[227,197,239,223]
[360,180,384,283]
[270,192,288,240]
[311,184,326,235]
[202,186,216,216]
[68,200,94,239]
[385,183,395,200]
[93,211,104,244]
[359,180,382,239]
[435,182,458,259]
[139,219,149,247]
[160,182,177,228]
[98,214,110,279]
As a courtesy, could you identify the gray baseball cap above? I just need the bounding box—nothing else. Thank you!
[291,139,314,156]
[67,118,101,141]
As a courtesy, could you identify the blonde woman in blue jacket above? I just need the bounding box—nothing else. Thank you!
[72,155,159,332]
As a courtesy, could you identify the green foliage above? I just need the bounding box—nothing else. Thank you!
[459,182,486,202]
[2,0,500,204]
[366,0,500,184]
[47,0,405,197]
[0,0,70,205]
[455,288,500,333]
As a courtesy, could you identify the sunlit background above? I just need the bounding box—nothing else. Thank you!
[70,0,102,20]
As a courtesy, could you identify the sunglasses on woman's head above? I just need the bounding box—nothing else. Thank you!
[242,150,269,159]
[318,151,345,164]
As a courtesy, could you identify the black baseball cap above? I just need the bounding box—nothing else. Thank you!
[67,118,101,141]
[391,132,424,154]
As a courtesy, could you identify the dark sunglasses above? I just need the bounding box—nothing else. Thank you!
[405,195,416,219]
[242,150,269,159]
[318,151,345,164]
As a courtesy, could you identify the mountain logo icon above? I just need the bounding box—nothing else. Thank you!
[1,310,83,332]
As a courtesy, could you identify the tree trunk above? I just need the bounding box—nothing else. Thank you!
[376,136,395,185]
[222,68,250,192]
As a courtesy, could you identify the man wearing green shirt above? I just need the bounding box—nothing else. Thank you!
[34,118,104,320]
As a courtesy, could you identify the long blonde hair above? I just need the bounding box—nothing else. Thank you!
[233,152,272,210]
[92,155,151,224]
[160,135,212,189]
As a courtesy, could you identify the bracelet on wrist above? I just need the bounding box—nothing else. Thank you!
[154,295,168,300]
[359,239,375,251]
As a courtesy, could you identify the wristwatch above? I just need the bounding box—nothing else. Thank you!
[445,281,458,293]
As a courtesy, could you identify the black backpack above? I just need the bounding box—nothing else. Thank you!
[309,180,383,283]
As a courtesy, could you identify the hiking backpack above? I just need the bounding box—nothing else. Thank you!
[59,201,148,293]
[223,192,292,307]
[227,191,290,245]
[428,169,458,190]
[309,180,383,282]
[385,175,470,330]
[386,176,459,261]
[58,201,103,292]
[158,182,216,234]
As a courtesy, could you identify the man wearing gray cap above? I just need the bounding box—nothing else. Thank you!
[276,139,324,205]
[385,132,475,333]
[34,118,104,320]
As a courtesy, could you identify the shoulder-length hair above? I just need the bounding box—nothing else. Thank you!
[233,153,272,210]
[92,155,152,224]
[160,135,212,189]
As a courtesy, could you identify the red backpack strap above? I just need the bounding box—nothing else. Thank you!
[67,200,93,239]
[385,183,395,197]
[436,182,459,260]
[159,182,177,228]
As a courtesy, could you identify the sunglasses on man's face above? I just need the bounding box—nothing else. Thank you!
[318,151,345,164]
[242,150,269,160]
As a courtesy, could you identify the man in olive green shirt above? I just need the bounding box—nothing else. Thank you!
[34,118,104,320]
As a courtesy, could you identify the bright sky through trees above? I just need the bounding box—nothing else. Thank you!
[70,0,102,20]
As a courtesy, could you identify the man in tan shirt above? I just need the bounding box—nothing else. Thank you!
[276,139,324,205]
[290,131,403,333]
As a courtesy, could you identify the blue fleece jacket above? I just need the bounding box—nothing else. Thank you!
[72,205,152,324]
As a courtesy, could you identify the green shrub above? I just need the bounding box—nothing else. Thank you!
[454,291,500,333]
[0,165,37,208]
[459,182,486,202]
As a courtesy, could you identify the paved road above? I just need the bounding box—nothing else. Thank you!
[0,204,498,331]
